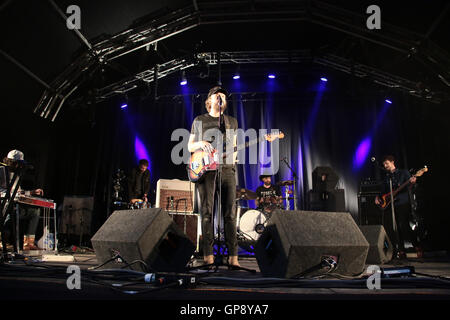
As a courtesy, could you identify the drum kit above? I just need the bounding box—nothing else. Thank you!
[235,180,294,247]
[129,199,151,210]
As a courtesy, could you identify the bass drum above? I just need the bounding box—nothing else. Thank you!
[238,209,267,241]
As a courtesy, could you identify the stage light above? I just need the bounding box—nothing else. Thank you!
[180,71,187,86]
[233,74,240,80]
[120,104,128,109]
[320,77,328,82]
[385,99,392,104]
[353,137,372,169]
[268,74,276,79]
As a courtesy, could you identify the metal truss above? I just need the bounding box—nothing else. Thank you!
[32,0,450,121]
[92,50,448,104]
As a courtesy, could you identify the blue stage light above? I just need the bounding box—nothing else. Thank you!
[268,74,276,79]
[320,77,328,82]
[120,104,127,109]
[233,74,240,80]
[385,99,392,104]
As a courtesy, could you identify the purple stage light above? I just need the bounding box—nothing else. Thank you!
[134,136,150,169]
[353,137,372,169]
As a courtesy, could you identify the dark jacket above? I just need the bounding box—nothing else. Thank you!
[128,168,150,200]
[381,168,411,206]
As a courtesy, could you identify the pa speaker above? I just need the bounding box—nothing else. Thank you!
[255,210,369,278]
[91,208,195,272]
[307,189,345,212]
[359,225,393,264]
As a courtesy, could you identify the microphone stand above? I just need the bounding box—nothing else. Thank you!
[215,98,224,267]
[371,158,385,226]
[282,158,298,210]
[388,174,400,257]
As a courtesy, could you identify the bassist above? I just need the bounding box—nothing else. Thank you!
[375,155,422,259]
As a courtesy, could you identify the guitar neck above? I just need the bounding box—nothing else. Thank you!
[391,174,415,197]
[218,134,277,158]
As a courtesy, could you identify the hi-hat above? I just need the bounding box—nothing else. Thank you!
[277,180,294,186]
[236,187,257,200]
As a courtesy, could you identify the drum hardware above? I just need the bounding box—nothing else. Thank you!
[129,200,150,210]
[278,181,294,210]
[281,158,299,210]
[276,180,294,186]
[238,209,269,241]
[236,186,257,201]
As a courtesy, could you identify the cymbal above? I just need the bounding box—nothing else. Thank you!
[236,187,257,200]
[277,180,294,186]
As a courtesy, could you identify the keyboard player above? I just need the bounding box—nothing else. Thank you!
[2,150,44,250]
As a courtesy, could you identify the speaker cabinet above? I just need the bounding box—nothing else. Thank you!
[168,212,200,252]
[91,208,195,272]
[358,193,383,225]
[255,210,369,278]
[307,190,346,212]
[359,225,393,264]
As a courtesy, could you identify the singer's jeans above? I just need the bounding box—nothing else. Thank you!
[196,167,237,257]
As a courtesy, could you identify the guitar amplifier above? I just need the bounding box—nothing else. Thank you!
[358,193,383,225]
[168,211,200,252]
[359,179,382,194]
[307,189,346,212]
[155,179,196,213]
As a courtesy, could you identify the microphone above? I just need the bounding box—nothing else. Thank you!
[371,157,376,163]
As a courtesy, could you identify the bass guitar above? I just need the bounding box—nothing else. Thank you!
[187,131,285,182]
[376,166,428,210]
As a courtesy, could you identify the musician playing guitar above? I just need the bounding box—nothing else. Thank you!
[374,155,423,259]
[187,86,240,268]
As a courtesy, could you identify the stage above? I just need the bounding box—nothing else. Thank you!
[1,251,450,301]
[2,1,450,311]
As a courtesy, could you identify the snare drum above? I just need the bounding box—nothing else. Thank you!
[238,209,267,241]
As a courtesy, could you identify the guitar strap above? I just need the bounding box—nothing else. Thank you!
[223,114,231,130]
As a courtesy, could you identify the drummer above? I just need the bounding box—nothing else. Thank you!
[255,174,282,212]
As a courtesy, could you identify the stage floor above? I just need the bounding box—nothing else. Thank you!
[1,251,450,301]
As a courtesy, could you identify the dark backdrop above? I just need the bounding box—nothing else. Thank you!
[1,68,449,251]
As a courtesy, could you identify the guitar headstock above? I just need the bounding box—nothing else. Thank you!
[264,131,285,142]
[415,166,428,177]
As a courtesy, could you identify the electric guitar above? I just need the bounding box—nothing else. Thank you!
[187,131,285,182]
[376,166,428,210]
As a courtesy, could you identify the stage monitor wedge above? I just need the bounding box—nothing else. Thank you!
[91,208,195,272]
[255,210,369,278]
[359,225,393,264]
